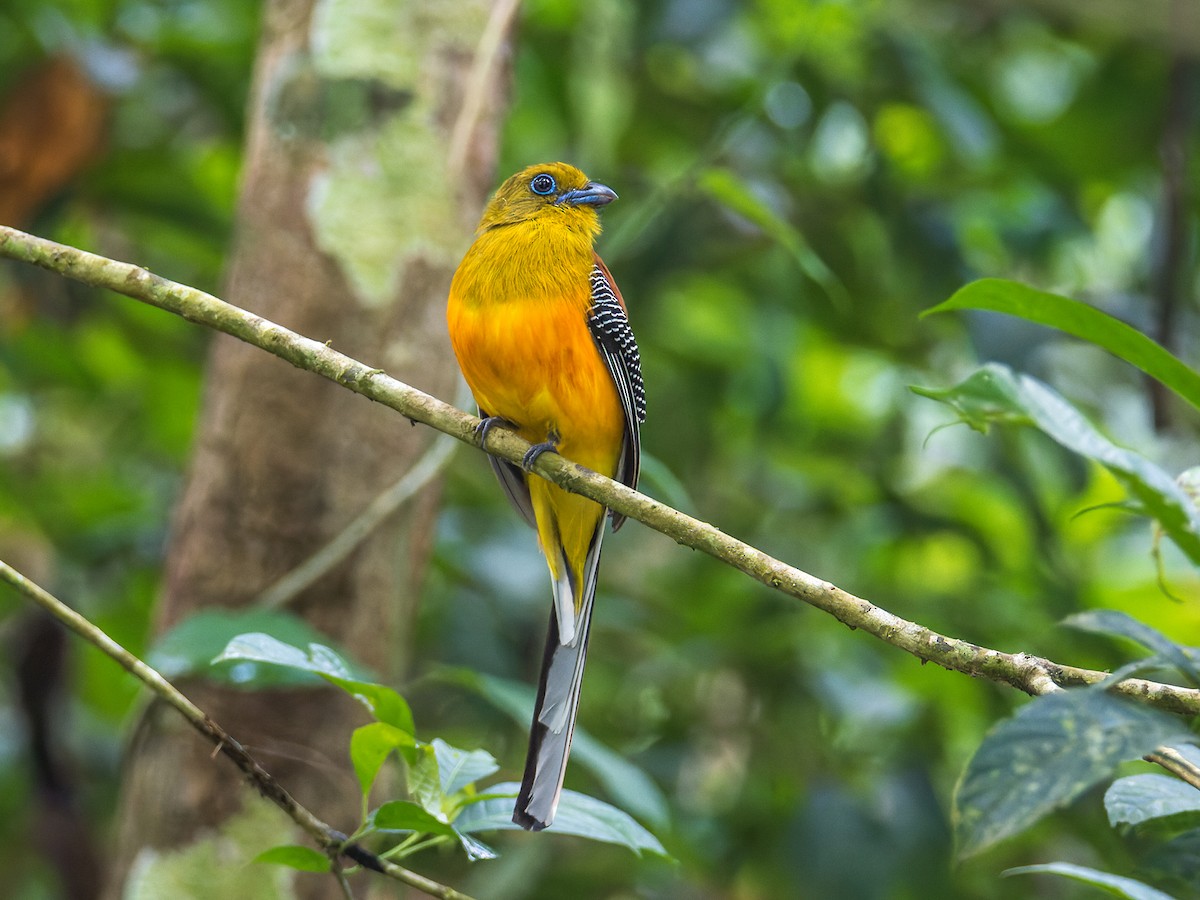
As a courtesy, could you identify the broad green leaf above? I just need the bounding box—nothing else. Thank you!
[406,743,445,815]
[1003,862,1176,900]
[152,610,333,685]
[437,668,669,827]
[1141,828,1200,893]
[371,797,498,861]
[954,690,1189,858]
[913,364,1200,564]
[370,800,456,836]
[925,278,1200,412]
[1106,773,1200,834]
[322,677,414,735]
[431,738,499,796]
[1064,610,1200,686]
[454,782,669,857]
[214,634,414,733]
[214,632,351,675]
[697,167,849,309]
[350,723,416,797]
[253,845,330,873]
[911,365,1034,432]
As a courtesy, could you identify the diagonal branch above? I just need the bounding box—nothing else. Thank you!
[3,223,1200,720]
[255,429,459,610]
[0,560,475,900]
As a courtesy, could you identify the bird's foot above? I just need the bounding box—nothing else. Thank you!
[476,415,517,452]
[522,429,560,471]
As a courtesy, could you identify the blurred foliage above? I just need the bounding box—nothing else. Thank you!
[2,0,1200,898]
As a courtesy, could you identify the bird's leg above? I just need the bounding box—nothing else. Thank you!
[475,415,518,453]
[522,427,561,472]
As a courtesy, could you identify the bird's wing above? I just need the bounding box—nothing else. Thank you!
[586,256,646,531]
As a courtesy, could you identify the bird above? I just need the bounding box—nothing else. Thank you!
[446,162,646,830]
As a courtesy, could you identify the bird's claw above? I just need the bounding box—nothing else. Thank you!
[521,441,558,471]
[522,428,561,472]
[476,415,517,451]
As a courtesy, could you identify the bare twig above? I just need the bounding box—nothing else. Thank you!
[1146,746,1200,792]
[3,224,1200,718]
[256,429,458,610]
[446,0,522,180]
[0,560,476,900]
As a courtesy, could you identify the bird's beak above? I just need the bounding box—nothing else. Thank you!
[556,182,618,207]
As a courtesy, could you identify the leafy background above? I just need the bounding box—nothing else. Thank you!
[2,0,1199,897]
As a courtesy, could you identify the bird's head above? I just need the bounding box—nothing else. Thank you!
[477,162,617,234]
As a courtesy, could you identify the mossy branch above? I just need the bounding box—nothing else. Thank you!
[3,224,1199,719]
[0,560,474,900]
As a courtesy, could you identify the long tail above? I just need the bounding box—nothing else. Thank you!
[513,523,605,830]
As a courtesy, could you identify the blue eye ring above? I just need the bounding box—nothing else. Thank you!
[530,173,557,195]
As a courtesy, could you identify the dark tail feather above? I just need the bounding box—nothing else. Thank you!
[513,527,604,830]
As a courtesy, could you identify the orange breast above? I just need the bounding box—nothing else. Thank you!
[447,232,625,480]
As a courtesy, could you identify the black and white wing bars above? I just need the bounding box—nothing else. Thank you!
[586,259,646,530]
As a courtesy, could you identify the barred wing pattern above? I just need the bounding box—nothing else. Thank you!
[586,259,646,530]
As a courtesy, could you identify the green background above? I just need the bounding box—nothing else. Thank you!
[2,0,1198,897]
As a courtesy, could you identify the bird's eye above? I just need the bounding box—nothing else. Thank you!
[530,173,557,195]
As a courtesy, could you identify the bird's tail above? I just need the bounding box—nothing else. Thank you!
[513,522,605,831]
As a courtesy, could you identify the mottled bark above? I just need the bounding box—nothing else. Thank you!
[106,0,509,896]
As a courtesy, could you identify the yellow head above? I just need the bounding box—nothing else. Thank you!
[477,162,617,235]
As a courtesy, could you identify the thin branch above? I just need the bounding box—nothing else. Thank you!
[446,0,522,180]
[256,429,458,610]
[1146,746,1200,792]
[3,225,1200,720]
[0,560,476,900]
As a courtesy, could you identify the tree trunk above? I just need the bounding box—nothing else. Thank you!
[106,1,510,896]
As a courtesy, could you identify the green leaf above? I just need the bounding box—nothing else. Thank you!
[1106,773,1200,835]
[213,634,414,733]
[152,610,336,686]
[437,668,669,827]
[1003,862,1176,900]
[913,364,1200,564]
[406,743,445,815]
[322,677,414,734]
[350,723,416,797]
[214,632,351,675]
[1064,610,1200,686]
[954,690,1189,858]
[431,738,499,796]
[370,800,455,836]
[925,278,1200,413]
[252,845,330,873]
[454,782,669,858]
[1141,828,1200,893]
[370,800,497,861]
